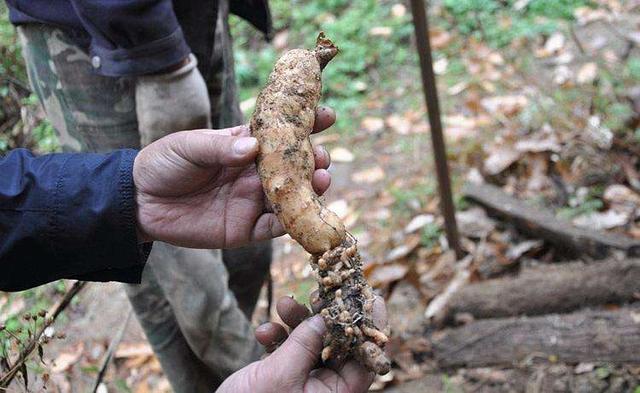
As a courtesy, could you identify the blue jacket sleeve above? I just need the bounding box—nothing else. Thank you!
[69,0,191,76]
[0,148,151,291]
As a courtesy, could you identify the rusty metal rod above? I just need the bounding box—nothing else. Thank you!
[409,0,463,259]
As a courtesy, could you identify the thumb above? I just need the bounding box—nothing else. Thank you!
[265,315,326,382]
[171,129,258,167]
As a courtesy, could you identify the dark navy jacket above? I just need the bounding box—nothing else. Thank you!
[6,0,272,76]
[0,148,151,291]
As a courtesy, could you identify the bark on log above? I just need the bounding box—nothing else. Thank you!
[443,259,640,323]
[432,307,640,368]
[462,183,640,259]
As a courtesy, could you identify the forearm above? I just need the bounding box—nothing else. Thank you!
[0,149,150,291]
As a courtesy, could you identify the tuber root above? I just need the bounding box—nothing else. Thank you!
[251,33,391,375]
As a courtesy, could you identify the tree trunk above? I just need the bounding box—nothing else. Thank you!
[442,259,640,323]
[432,307,640,368]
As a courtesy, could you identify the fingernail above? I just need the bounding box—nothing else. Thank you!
[233,137,257,155]
[307,315,327,335]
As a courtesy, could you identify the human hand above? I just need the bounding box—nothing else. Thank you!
[216,295,388,393]
[133,107,336,248]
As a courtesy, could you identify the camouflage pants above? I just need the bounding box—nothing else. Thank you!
[18,7,270,392]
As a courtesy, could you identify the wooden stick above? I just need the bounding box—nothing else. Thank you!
[462,183,640,258]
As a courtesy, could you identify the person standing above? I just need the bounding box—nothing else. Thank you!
[5,0,274,390]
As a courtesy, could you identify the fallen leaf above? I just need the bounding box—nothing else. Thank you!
[483,144,521,175]
[114,342,153,359]
[386,114,412,135]
[52,343,84,373]
[368,264,409,287]
[584,115,613,149]
[360,117,384,133]
[575,362,595,374]
[577,62,598,84]
[273,30,289,50]
[506,240,543,261]
[369,26,392,37]
[430,29,452,50]
[327,199,350,219]
[456,208,496,238]
[404,214,435,234]
[391,3,406,18]
[573,209,629,230]
[515,134,561,153]
[553,65,573,86]
[604,184,640,206]
[312,133,340,145]
[525,153,551,192]
[385,236,421,262]
[434,58,448,75]
[329,147,354,163]
[351,166,385,184]
[542,32,565,56]
[239,97,256,113]
[480,95,528,116]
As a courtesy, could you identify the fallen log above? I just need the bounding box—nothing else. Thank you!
[442,259,640,323]
[462,182,640,259]
[432,307,640,368]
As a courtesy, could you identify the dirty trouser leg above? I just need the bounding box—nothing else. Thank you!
[18,24,260,391]
[198,0,273,320]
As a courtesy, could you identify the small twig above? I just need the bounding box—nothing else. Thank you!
[0,281,87,388]
[91,309,132,392]
[569,25,586,55]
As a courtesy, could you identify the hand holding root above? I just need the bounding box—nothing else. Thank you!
[250,33,391,374]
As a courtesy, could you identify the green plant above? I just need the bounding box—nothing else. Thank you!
[420,222,442,248]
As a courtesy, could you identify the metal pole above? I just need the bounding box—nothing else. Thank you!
[409,0,463,259]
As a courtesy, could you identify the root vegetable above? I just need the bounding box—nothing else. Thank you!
[250,33,391,375]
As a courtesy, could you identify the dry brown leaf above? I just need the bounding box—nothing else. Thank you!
[577,62,598,84]
[0,296,24,321]
[351,166,385,184]
[273,30,289,50]
[430,29,452,50]
[386,114,412,135]
[573,209,629,230]
[483,144,521,175]
[456,208,496,238]
[368,264,409,287]
[404,214,435,234]
[391,3,406,18]
[114,342,154,359]
[434,58,448,75]
[311,133,340,145]
[326,199,350,219]
[480,95,528,116]
[604,184,640,206]
[52,343,84,373]
[329,147,354,163]
[369,26,392,37]
[360,117,385,133]
[540,32,565,57]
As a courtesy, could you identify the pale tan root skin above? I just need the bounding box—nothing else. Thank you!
[251,33,391,375]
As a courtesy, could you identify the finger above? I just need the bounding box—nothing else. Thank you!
[266,315,326,381]
[309,290,326,314]
[251,213,285,242]
[312,106,336,134]
[313,145,330,170]
[312,169,331,196]
[172,131,258,167]
[338,360,376,393]
[276,296,311,330]
[255,322,289,353]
